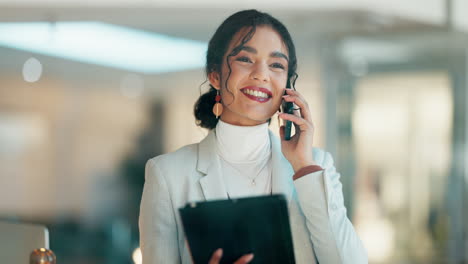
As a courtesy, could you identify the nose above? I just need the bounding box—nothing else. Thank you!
[250,63,269,82]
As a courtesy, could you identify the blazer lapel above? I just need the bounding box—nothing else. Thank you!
[269,130,294,204]
[196,129,293,203]
[197,130,229,201]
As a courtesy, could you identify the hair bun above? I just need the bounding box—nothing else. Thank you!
[194,87,218,129]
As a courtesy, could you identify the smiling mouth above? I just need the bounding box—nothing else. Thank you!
[240,87,272,103]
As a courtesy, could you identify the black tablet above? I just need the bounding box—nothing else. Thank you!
[179,194,295,264]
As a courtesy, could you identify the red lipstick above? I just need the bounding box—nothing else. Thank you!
[240,86,273,103]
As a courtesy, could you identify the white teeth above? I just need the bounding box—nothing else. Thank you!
[244,89,268,98]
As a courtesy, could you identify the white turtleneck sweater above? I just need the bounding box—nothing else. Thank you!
[215,119,272,199]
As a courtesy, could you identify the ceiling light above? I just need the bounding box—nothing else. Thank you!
[0,22,207,74]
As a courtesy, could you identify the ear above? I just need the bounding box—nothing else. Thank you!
[208,71,221,90]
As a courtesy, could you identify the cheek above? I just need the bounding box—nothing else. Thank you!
[229,67,249,84]
[275,73,288,86]
[272,81,286,108]
[273,78,287,95]
[221,65,244,88]
[272,96,283,110]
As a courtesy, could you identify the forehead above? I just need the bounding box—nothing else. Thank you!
[227,26,288,56]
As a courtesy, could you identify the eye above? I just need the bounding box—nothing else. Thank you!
[236,56,252,63]
[271,62,285,69]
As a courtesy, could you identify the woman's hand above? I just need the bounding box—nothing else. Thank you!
[278,89,317,172]
[208,249,254,264]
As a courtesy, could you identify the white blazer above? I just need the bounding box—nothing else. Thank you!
[139,130,368,264]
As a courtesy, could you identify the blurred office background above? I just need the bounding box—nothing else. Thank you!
[0,0,467,263]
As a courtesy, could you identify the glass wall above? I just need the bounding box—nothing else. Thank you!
[326,32,468,263]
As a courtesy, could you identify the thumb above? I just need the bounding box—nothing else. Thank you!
[279,125,285,142]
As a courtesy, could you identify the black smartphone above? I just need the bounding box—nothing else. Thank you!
[281,79,293,141]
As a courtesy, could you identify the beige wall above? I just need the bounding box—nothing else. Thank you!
[0,56,327,221]
[0,75,148,219]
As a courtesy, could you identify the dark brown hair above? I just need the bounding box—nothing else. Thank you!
[194,9,298,129]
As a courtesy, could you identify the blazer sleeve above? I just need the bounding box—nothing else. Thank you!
[293,151,368,264]
[139,158,181,264]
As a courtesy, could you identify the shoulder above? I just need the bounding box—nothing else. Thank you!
[147,143,199,172]
[145,143,199,184]
[144,143,201,195]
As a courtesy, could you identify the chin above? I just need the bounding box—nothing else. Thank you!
[243,106,276,118]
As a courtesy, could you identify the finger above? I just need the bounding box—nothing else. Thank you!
[293,118,301,136]
[285,88,306,99]
[280,125,286,141]
[279,113,313,133]
[282,95,311,122]
[292,107,302,132]
[280,114,303,138]
[233,253,254,264]
[282,105,301,135]
[283,90,312,122]
[208,248,223,264]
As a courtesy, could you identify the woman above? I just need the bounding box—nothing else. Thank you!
[139,9,368,264]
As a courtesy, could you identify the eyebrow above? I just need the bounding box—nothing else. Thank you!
[239,46,289,62]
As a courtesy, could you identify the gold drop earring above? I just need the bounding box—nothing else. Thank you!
[212,90,223,118]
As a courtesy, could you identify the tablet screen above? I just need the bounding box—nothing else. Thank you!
[179,194,295,264]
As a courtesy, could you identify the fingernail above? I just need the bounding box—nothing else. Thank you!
[245,254,254,261]
[216,248,223,257]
